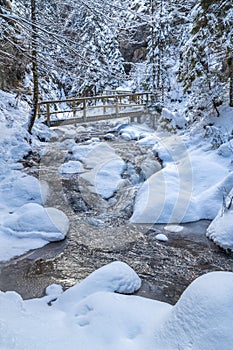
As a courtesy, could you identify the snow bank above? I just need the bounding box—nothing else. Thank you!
[0,90,69,261]
[0,264,233,350]
[131,135,232,224]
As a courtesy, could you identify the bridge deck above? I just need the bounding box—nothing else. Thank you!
[48,111,144,127]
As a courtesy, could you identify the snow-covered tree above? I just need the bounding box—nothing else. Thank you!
[179,0,233,114]
[62,3,126,96]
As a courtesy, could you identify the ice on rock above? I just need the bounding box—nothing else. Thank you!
[164,224,184,233]
[53,261,141,312]
[155,234,168,242]
[1,203,69,241]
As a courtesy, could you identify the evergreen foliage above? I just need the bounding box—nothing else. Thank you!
[0,0,232,131]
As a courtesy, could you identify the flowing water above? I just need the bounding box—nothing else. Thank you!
[1,123,233,305]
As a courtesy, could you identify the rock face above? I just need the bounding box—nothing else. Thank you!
[0,27,27,91]
[118,25,149,74]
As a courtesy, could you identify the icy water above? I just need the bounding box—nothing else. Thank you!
[1,124,233,304]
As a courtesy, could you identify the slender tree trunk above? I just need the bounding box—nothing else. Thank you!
[150,0,156,91]
[229,59,233,107]
[28,0,39,134]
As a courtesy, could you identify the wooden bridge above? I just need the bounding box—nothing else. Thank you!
[37,91,158,127]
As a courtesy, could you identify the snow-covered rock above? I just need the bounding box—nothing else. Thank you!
[0,124,31,165]
[59,138,76,150]
[158,108,186,131]
[0,171,48,211]
[79,143,126,199]
[217,141,233,157]
[54,261,141,312]
[137,135,158,146]
[71,143,96,162]
[104,133,115,140]
[1,203,69,241]
[80,157,125,199]
[64,128,77,139]
[206,200,233,251]
[154,271,233,349]
[140,157,161,180]
[59,160,84,174]
[118,123,153,141]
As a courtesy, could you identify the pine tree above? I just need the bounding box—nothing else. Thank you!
[179,0,233,114]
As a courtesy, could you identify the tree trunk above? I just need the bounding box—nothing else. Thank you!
[27,0,39,134]
[230,71,233,107]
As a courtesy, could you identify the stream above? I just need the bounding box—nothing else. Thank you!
[1,122,233,305]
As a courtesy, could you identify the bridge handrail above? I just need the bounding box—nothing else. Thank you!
[37,92,155,105]
[37,91,158,124]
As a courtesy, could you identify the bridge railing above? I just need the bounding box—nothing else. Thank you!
[37,92,158,125]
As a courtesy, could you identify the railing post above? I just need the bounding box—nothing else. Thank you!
[103,98,106,114]
[116,96,119,114]
[83,100,87,121]
[46,104,50,125]
[72,100,76,117]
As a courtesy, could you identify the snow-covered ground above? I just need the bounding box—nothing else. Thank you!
[1,89,233,349]
[1,261,233,350]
